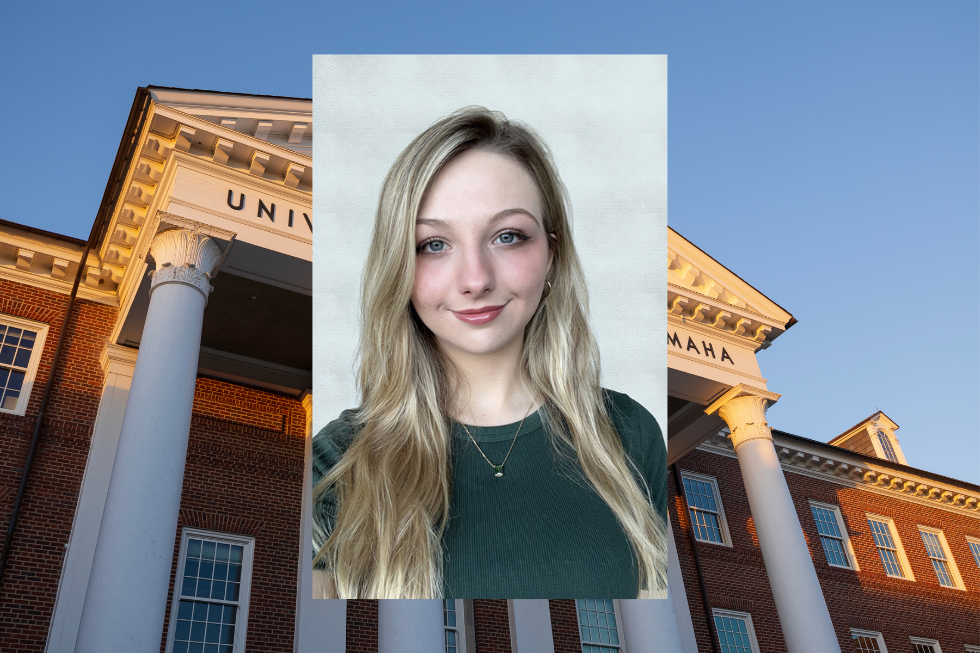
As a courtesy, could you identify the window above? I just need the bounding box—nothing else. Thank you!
[679,471,732,546]
[711,609,760,653]
[918,527,964,590]
[850,628,888,652]
[165,528,254,653]
[966,537,980,569]
[809,501,857,569]
[964,645,980,653]
[875,429,899,462]
[909,637,943,653]
[444,599,468,653]
[866,515,913,580]
[0,315,48,416]
[576,599,622,653]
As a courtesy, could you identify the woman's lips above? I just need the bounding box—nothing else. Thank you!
[452,305,505,325]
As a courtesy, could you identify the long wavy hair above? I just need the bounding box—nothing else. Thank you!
[313,107,667,598]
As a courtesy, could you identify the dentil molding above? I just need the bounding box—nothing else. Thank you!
[148,228,223,302]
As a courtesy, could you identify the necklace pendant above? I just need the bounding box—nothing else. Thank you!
[494,465,504,478]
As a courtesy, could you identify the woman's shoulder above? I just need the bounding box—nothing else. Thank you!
[312,408,362,480]
[600,389,665,460]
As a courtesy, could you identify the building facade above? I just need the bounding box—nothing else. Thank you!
[0,87,312,653]
[0,89,976,653]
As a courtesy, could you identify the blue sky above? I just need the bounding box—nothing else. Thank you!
[2,1,976,482]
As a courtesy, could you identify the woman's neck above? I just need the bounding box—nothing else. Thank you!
[443,339,539,426]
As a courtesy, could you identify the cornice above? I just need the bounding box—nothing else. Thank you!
[168,150,313,205]
[0,266,118,306]
[697,431,980,518]
[152,104,312,166]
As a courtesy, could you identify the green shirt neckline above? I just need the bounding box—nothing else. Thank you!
[450,409,543,442]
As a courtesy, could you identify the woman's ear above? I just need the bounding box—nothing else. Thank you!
[547,232,557,274]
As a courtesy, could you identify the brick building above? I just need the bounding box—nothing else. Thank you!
[1,88,976,653]
[0,87,312,652]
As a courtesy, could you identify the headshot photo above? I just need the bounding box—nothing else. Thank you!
[310,55,668,599]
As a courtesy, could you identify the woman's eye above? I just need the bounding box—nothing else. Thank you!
[494,231,527,245]
[418,239,446,254]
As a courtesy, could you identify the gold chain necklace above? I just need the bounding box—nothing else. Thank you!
[459,402,535,478]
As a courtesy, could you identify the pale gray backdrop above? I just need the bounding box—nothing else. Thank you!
[312,54,667,436]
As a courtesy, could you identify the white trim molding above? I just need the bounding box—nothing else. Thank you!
[849,628,889,653]
[865,513,915,581]
[0,313,49,416]
[164,527,256,653]
[908,636,943,653]
[678,470,733,547]
[710,609,761,653]
[808,500,859,570]
[917,526,966,590]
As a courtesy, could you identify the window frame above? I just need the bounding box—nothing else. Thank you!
[808,500,859,570]
[575,598,626,653]
[964,645,980,653]
[710,608,761,653]
[917,526,965,590]
[908,636,943,653]
[443,599,470,653]
[865,513,915,581]
[164,527,256,653]
[678,470,733,547]
[849,628,889,653]
[0,313,49,416]
[965,536,980,570]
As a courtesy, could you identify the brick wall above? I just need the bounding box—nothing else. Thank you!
[473,599,511,653]
[157,377,306,653]
[548,599,579,653]
[671,448,980,653]
[346,600,379,653]
[0,278,116,652]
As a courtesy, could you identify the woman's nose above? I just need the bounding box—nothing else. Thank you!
[456,245,495,296]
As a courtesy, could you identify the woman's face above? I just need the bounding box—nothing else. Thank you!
[411,148,553,362]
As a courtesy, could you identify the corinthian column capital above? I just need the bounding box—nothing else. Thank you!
[148,229,223,302]
[706,384,782,449]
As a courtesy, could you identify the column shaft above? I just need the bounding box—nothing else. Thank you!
[733,438,841,652]
[76,229,221,652]
[378,599,444,653]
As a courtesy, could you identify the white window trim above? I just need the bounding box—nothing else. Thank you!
[850,628,889,653]
[679,470,733,547]
[164,527,255,653]
[444,599,473,653]
[0,313,49,416]
[964,536,980,569]
[868,427,907,465]
[918,525,966,590]
[964,645,980,652]
[865,513,915,581]
[710,608,761,653]
[575,598,627,652]
[809,500,860,570]
[909,636,943,652]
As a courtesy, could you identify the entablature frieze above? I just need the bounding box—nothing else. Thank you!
[697,430,980,518]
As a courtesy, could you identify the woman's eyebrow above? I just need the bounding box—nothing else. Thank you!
[416,208,541,227]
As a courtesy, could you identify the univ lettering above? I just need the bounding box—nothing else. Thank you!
[226,189,312,233]
[668,331,734,365]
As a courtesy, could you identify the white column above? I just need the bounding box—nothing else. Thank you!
[509,599,555,653]
[46,344,137,653]
[618,598,685,653]
[378,600,444,653]
[706,385,841,653]
[75,229,222,653]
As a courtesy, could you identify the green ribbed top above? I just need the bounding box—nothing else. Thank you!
[311,389,666,598]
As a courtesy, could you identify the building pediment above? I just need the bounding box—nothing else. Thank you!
[668,227,794,350]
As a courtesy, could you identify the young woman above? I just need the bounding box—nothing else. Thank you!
[312,107,667,599]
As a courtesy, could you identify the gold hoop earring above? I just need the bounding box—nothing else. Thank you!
[542,280,553,299]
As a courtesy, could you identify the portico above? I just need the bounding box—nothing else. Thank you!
[45,87,312,653]
[666,228,840,653]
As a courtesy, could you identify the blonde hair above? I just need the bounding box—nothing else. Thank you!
[313,107,667,598]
